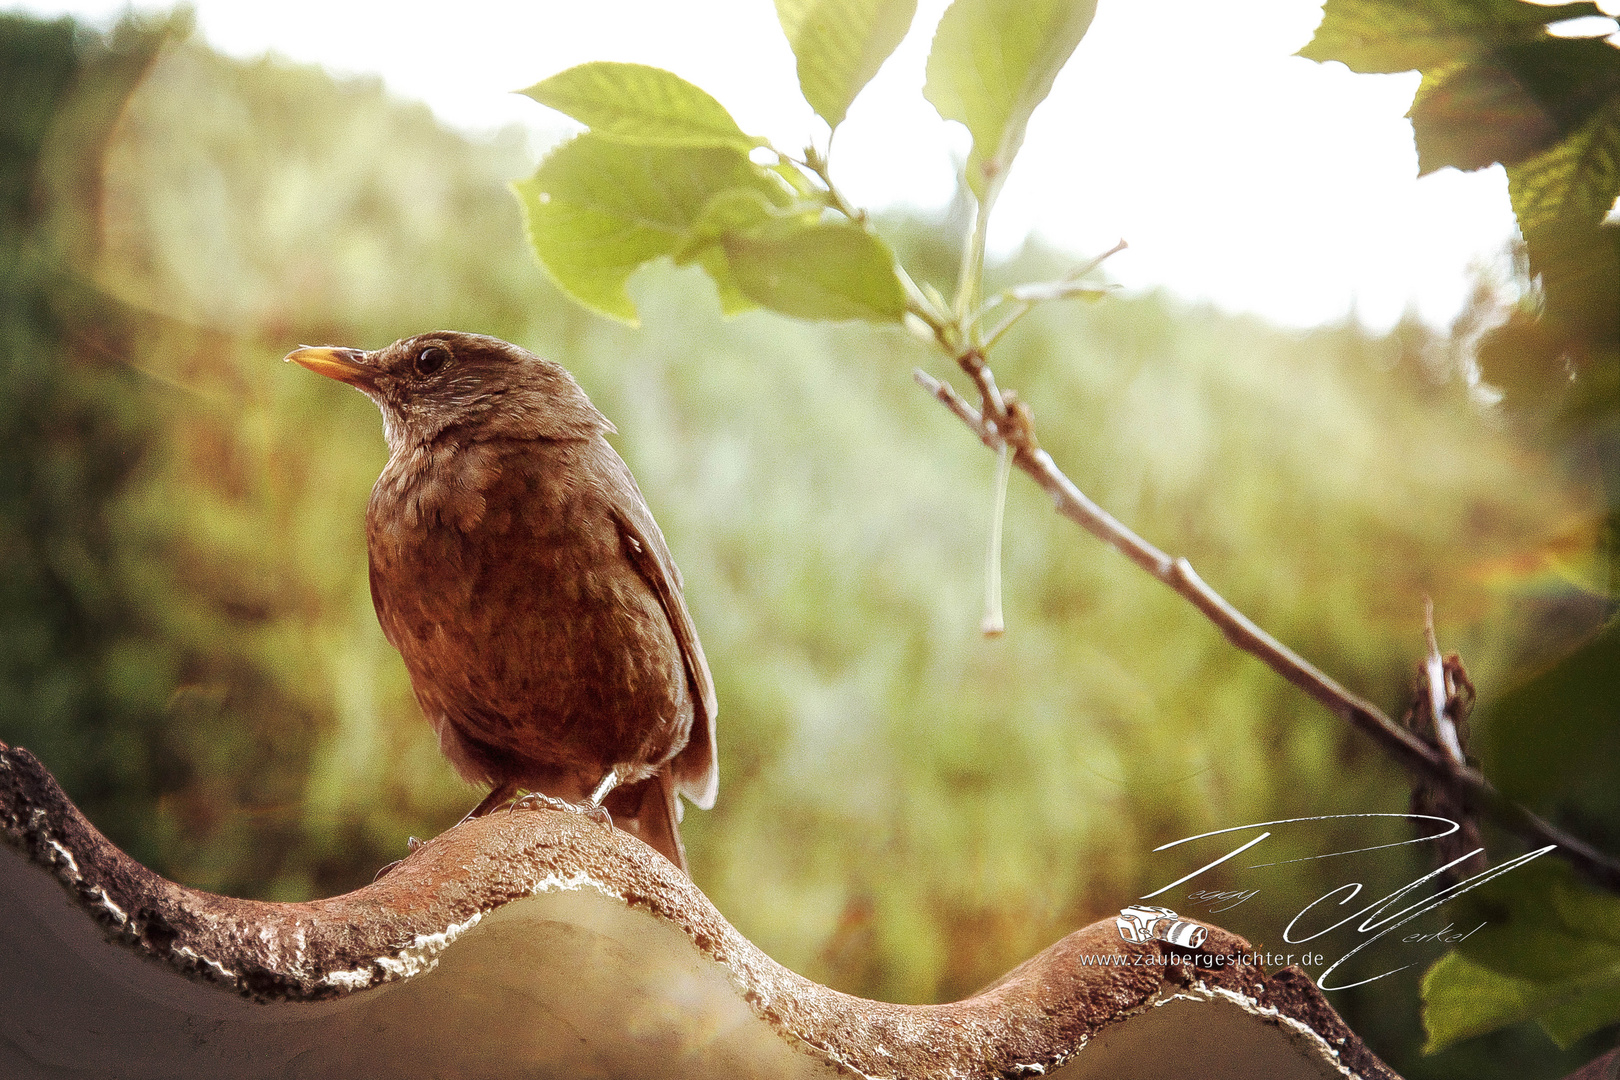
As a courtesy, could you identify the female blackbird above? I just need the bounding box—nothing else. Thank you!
[287,332,717,873]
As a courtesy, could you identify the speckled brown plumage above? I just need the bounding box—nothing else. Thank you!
[287,332,717,873]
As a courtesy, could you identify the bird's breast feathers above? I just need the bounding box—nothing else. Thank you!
[370,439,504,538]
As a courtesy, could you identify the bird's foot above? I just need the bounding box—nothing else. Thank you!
[510,791,613,827]
[371,836,425,882]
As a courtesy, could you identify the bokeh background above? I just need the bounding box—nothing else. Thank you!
[2,9,1615,1078]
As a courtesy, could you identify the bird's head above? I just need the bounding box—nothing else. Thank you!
[285,331,612,452]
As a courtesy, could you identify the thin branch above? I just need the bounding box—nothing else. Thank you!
[957,349,1008,429]
[913,365,1620,892]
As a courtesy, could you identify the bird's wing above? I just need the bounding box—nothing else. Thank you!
[368,559,404,651]
[599,443,719,810]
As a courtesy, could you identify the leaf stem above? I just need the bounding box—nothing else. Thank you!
[954,196,990,327]
[983,441,1011,636]
[799,148,862,223]
[794,146,951,334]
[981,299,1035,353]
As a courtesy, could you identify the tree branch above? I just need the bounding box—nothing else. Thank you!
[914,365,1620,892]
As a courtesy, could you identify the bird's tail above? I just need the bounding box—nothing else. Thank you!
[604,764,688,875]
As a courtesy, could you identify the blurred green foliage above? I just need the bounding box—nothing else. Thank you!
[0,10,177,878]
[1,11,1615,1079]
[1303,1,1620,1061]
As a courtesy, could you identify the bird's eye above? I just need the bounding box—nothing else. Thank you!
[415,345,450,377]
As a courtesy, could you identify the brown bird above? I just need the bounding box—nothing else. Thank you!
[287,332,717,873]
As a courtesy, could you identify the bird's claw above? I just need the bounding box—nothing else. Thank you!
[509,791,613,827]
[374,835,427,881]
[508,791,573,814]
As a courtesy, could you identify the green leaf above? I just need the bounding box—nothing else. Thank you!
[1508,95,1620,235]
[1308,2,1620,177]
[512,133,790,323]
[519,62,763,150]
[1421,861,1620,1051]
[1302,1,1620,418]
[1537,979,1620,1049]
[723,219,907,322]
[1423,951,1549,1052]
[922,0,1098,206]
[672,190,803,316]
[1298,0,1606,75]
[1450,862,1620,982]
[675,188,793,261]
[1409,61,1562,175]
[770,158,825,201]
[690,246,759,317]
[775,0,918,130]
[1474,307,1579,404]
[672,187,825,314]
[1520,223,1620,355]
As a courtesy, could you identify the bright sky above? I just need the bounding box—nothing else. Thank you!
[14,0,1620,329]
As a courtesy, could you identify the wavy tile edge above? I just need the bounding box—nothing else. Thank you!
[0,742,1401,1079]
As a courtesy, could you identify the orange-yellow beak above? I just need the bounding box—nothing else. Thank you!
[284,346,377,391]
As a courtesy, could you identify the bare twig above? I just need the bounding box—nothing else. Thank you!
[1402,615,1488,884]
[1423,598,1467,767]
[957,349,1008,430]
[914,365,1620,892]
